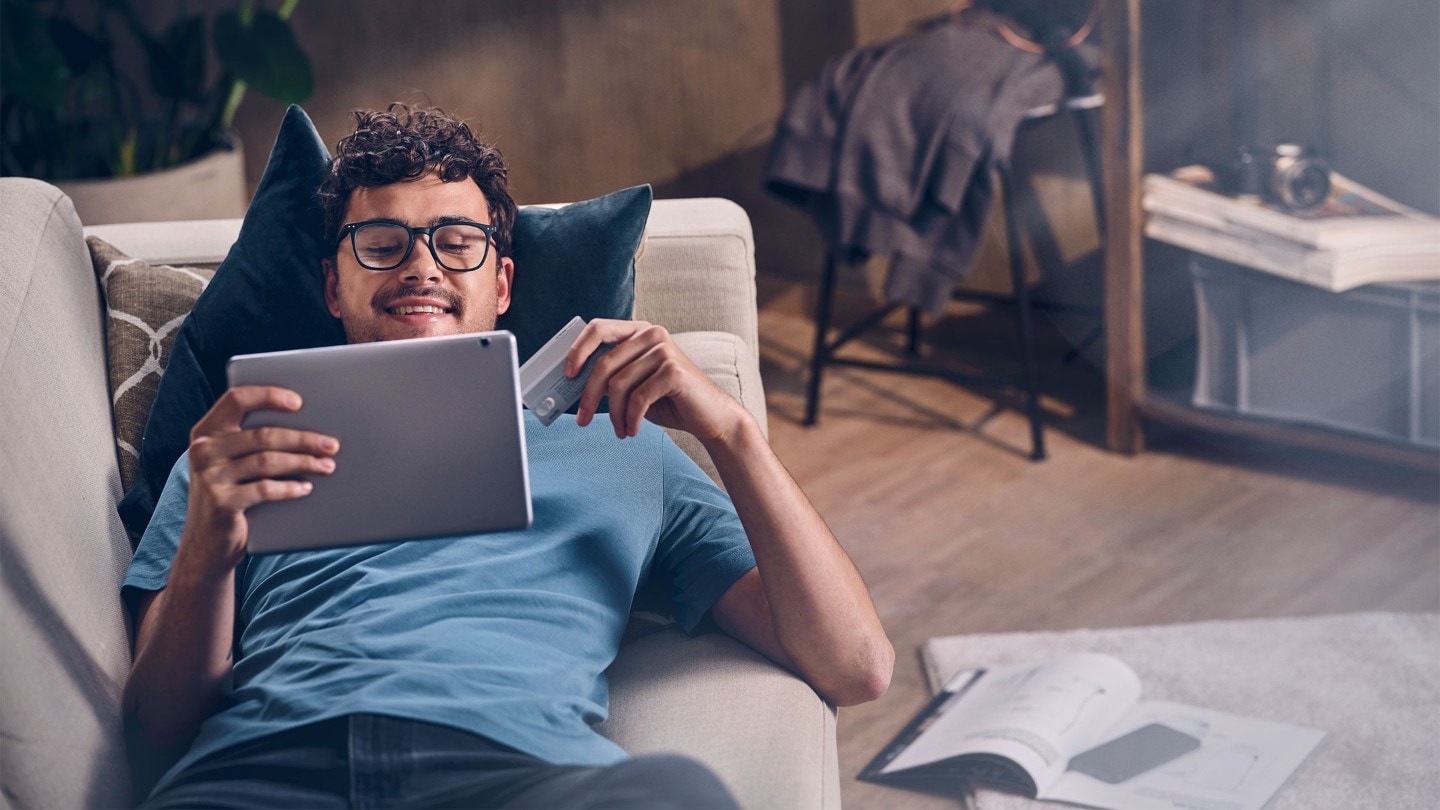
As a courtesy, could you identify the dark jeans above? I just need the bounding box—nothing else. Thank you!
[142,714,740,809]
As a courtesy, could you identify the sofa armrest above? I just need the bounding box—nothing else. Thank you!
[599,629,841,810]
[634,198,759,367]
[1,178,135,808]
[668,331,767,482]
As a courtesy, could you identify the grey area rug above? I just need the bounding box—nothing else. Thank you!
[920,612,1440,810]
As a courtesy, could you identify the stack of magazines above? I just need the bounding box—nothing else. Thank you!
[1143,165,1440,292]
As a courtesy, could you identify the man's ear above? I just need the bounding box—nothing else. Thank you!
[322,258,342,319]
[495,256,514,316]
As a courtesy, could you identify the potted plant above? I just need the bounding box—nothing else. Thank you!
[0,0,314,223]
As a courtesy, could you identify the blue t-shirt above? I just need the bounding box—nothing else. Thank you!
[123,413,756,793]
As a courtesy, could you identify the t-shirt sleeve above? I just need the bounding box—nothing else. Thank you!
[653,435,757,634]
[121,451,192,616]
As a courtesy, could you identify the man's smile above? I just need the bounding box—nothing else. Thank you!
[375,288,462,322]
[384,300,454,318]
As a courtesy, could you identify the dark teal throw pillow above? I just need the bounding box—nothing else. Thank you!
[117,105,337,545]
[498,184,650,363]
[117,104,650,545]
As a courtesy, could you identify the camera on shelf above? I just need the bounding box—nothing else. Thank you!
[1214,144,1332,211]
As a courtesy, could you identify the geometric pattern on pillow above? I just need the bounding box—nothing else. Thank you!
[87,235,215,492]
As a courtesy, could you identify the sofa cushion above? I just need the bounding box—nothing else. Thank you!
[598,629,840,810]
[88,236,215,492]
[118,104,651,544]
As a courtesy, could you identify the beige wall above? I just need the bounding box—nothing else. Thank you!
[233,0,871,286]
[236,1,785,203]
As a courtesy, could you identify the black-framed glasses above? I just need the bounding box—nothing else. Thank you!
[336,220,497,272]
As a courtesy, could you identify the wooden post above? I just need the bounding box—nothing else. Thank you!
[1101,0,1146,454]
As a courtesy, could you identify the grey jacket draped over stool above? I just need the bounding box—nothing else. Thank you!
[764,19,1077,315]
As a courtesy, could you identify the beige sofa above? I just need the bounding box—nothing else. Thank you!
[0,178,840,809]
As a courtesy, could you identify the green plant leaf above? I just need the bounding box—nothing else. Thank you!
[0,0,71,110]
[161,15,208,103]
[47,18,107,77]
[138,16,191,102]
[214,9,314,105]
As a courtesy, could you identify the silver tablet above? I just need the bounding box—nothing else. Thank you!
[226,331,532,554]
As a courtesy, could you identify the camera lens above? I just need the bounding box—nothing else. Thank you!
[1272,154,1330,210]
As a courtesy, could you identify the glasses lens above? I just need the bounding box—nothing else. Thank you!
[352,223,411,270]
[431,224,491,271]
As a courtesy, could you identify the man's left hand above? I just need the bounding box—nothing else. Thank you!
[568,319,746,445]
[571,320,894,706]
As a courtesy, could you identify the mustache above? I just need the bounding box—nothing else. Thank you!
[372,286,463,312]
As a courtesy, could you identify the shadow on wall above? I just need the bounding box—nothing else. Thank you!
[657,0,860,308]
[653,144,828,306]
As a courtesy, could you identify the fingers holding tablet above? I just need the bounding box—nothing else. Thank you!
[189,386,341,513]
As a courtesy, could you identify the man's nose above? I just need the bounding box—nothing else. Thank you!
[401,236,443,283]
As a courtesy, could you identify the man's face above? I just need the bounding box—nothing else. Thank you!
[323,172,513,344]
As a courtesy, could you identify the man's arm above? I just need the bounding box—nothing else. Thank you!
[701,419,894,706]
[124,387,339,748]
[570,321,894,706]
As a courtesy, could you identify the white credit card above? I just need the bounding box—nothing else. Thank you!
[519,316,614,426]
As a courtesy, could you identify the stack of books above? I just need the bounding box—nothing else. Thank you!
[1143,165,1440,292]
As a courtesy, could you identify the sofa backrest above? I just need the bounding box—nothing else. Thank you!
[84,196,763,372]
[86,198,768,479]
[0,179,135,806]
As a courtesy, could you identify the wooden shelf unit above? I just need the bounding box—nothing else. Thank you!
[1096,0,1438,469]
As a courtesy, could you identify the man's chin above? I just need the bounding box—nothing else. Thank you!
[384,322,461,342]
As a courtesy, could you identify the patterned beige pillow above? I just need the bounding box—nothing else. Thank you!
[87,236,215,492]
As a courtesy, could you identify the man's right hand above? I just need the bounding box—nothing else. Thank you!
[126,386,339,750]
[179,386,339,578]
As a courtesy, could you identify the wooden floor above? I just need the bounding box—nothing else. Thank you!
[752,277,1440,810]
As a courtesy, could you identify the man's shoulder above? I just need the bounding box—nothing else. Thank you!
[160,449,192,488]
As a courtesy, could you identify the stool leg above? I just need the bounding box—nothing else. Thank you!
[1073,105,1106,235]
[804,253,840,426]
[906,306,922,356]
[1000,163,1047,461]
[1070,104,1107,372]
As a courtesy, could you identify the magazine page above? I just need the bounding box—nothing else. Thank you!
[1043,699,1327,810]
[879,654,1141,791]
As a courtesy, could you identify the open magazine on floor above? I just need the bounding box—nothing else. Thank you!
[859,654,1326,810]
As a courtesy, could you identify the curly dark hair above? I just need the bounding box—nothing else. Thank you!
[317,104,517,259]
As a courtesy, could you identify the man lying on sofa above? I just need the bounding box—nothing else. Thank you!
[120,105,894,809]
